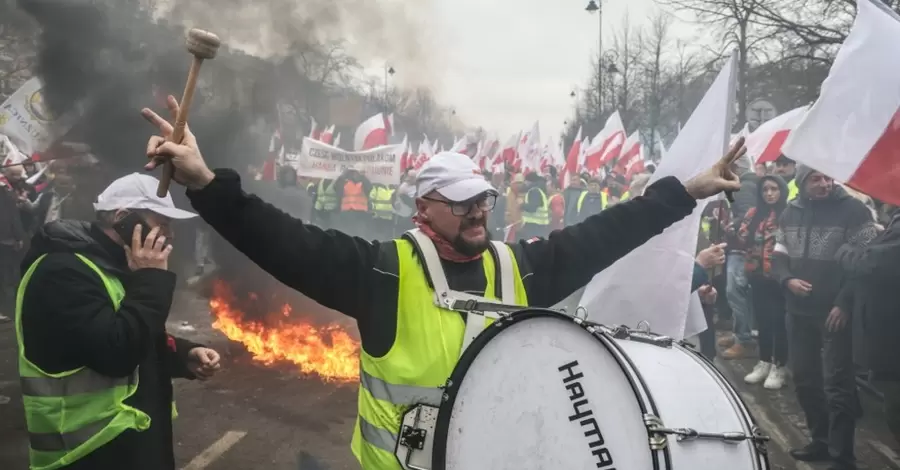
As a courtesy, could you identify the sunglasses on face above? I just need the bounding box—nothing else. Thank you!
[423,193,498,216]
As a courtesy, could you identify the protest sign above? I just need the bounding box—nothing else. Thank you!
[287,137,403,185]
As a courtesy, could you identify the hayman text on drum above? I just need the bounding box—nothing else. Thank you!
[559,360,616,468]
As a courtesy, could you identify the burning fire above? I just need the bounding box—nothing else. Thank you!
[209,281,360,383]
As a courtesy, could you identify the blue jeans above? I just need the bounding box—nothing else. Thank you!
[726,253,754,344]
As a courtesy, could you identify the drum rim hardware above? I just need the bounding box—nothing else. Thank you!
[644,413,772,446]
[604,324,675,348]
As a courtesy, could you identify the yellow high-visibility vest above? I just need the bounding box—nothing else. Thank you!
[576,191,609,213]
[350,238,529,469]
[370,186,395,220]
[314,180,338,211]
[16,254,179,470]
[520,188,550,225]
[787,179,799,201]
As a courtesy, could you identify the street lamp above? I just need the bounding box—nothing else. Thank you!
[384,65,395,111]
[603,51,619,110]
[586,0,604,118]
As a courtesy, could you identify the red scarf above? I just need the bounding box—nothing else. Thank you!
[412,215,483,263]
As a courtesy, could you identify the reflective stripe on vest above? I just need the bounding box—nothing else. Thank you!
[16,253,152,470]
[350,238,529,469]
[315,180,338,211]
[341,181,368,212]
[787,179,799,201]
[370,187,394,220]
[577,191,608,213]
[520,188,550,225]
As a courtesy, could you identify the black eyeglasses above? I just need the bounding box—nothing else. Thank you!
[424,192,498,216]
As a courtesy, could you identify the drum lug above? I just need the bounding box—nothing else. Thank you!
[399,425,427,450]
[609,326,674,348]
[643,414,669,450]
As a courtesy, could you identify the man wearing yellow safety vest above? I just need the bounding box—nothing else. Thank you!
[15,173,222,470]
[774,155,799,201]
[518,172,551,240]
[370,183,396,240]
[141,96,747,470]
[576,176,609,223]
[313,178,338,227]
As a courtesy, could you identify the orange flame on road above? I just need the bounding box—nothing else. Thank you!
[209,281,360,383]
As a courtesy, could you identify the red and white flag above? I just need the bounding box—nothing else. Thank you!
[332,132,342,148]
[562,126,583,187]
[614,131,641,175]
[783,0,900,205]
[398,134,410,171]
[747,106,808,164]
[309,118,320,140]
[319,125,336,144]
[354,113,388,151]
[583,112,626,172]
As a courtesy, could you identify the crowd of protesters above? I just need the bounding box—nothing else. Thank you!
[4,139,900,470]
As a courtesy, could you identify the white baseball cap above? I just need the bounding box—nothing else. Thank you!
[415,152,496,202]
[93,173,197,219]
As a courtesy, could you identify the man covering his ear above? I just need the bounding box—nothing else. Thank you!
[15,173,221,470]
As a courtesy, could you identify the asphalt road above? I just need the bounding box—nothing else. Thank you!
[2,290,900,470]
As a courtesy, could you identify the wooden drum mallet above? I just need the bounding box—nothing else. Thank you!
[156,28,221,197]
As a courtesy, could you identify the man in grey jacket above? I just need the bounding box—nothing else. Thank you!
[772,165,878,470]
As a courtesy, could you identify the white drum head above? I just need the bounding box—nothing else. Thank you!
[435,311,655,470]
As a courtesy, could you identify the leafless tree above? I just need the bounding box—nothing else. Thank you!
[657,0,775,125]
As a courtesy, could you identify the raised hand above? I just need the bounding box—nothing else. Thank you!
[141,95,215,190]
[683,137,746,200]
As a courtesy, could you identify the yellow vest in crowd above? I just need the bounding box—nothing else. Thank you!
[576,191,609,213]
[787,179,799,201]
[520,188,550,225]
[16,254,176,470]
[349,239,529,469]
[370,186,395,220]
[315,180,339,211]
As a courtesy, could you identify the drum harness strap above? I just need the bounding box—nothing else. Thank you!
[406,229,519,356]
[394,231,523,470]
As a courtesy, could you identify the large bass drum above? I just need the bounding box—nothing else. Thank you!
[396,308,770,470]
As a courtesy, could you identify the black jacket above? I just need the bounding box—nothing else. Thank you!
[19,220,201,470]
[837,210,900,380]
[772,185,877,316]
[187,169,696,357]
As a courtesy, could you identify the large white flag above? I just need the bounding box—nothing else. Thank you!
[783,0,900,205]
[0,78,64,156]
[576,52,738,340]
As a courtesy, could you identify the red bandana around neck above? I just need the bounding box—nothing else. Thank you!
[412,215,483,263]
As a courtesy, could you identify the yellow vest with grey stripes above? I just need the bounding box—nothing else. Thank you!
[521,187,550,225]
[16,254,153,470]
[350,235,529,469]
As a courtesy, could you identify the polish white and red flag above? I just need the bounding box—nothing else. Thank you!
[332,132,342,148]
[783,0,900,205]
[414,136,435,170]
[583,111,626,173]
[613,131,641,174]
[746,106,808,164]
[397,134,410,171]
[562,126,583,187]
[309,118,320,140]
[319,125,336,145]
[354,113,389,151]
[450,136,469,155]
[518,121,541,172]
[499,131,521,172]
